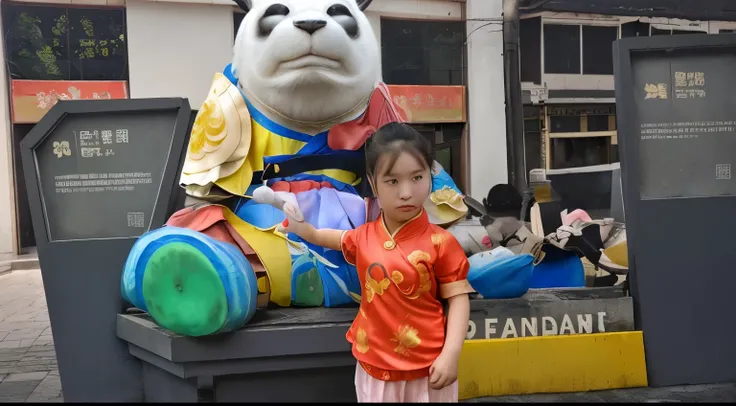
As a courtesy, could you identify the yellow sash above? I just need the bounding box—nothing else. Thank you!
[222,207,292,307]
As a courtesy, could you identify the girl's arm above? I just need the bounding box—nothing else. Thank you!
[443,293,470,358]
[281,219,343,251]
[429,293,470,390]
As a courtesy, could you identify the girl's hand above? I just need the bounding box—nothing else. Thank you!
[429,351,459,390]
[277,203,314,239]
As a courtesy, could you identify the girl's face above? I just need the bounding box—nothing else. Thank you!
[371,151,431,224]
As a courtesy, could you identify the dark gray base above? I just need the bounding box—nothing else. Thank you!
[118,287,633,402]
[135,345,356,402]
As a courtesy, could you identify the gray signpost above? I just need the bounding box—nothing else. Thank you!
[20,98,192,402]
[614,33,736,387]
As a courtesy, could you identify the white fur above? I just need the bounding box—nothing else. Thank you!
[233,0,380,126]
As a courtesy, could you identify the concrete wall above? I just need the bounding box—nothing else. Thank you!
[0,15,17,257]
[126,0,235,108]
[465,0,508,200]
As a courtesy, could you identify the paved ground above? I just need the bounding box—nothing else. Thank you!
[0,269,60,402]
[0,268,734,403]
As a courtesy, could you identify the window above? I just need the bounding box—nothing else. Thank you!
[544,23,619,75]
[410,123,464,192]
[551,137,609,169]
[381,19,466,86]
[544,24,580,74]
[3,3,128,81]
[520,17,542,84]
[651,27,671,36]
[550,116,580,133]
[587,115,610,132]
[652,27,703,36]
[523,106,542,172]
[582,26,618,75]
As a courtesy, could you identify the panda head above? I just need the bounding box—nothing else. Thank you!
[232,0,379,125]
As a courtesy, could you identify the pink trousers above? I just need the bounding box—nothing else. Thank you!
[354,363,459,403]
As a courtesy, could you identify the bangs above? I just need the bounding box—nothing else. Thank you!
[374,142,430,178]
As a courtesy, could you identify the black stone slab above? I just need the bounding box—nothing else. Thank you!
[20,98,192,402]
[614,33,736,387]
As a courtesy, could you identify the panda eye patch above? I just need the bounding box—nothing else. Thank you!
[264,4,290,17]
[327,4,351,17]
[327,4,359,38]
[259,4,290,37]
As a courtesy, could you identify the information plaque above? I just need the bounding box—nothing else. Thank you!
[614,34,736,388]
[632,51,736,200]
[36,110,177,241]
[20,98,192,402]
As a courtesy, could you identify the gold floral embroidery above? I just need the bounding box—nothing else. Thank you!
[431,233,444,247]
[394,251,432,299]
[365,263,391,303]
[360,308,368,320]
[391,271,404,284]
[365,277,390,303]
[356,328,370,354]
[381,371,391,380]
[392,324,422,356]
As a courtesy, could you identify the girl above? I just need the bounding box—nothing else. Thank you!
[280,122,472,403]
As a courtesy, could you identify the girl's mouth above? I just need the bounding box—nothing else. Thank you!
[398,205,416,212]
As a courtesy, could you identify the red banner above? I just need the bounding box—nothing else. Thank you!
[387,85,466,124]
[11,80,129,124]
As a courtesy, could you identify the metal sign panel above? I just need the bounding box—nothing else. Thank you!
[20,98,192,401]
[614,33,736,387]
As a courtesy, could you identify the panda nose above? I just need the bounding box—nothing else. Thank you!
[293,19,327,34]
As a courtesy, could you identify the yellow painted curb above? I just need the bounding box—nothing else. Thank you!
[458,331,647,399]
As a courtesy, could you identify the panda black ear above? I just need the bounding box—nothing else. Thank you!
[356,0,373,11]
[233,0,251,12]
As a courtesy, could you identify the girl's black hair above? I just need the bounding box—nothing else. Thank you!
[365,122,433,178]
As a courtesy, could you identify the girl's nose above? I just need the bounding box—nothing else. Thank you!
[399,183,412,200]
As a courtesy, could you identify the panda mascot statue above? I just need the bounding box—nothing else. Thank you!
[121,0,469,337]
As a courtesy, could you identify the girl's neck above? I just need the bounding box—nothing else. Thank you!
[381,209,422,236]
[383,215,403,236]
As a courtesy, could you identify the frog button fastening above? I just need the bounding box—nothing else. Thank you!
[383,240,396,250]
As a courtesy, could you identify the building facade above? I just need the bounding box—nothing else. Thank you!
[0,0,508,255]
[519,11,736,173]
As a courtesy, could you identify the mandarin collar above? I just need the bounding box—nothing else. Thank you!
[379,208,430,243]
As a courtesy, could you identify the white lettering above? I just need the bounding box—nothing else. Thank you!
[542,316,558,336]
[559,314,575,335]
[485,318,498,339]
[597,312,607,332]
[467,320,476,340]
[521,317,538,337]
[501,318,518,338]
[577,314,593,334]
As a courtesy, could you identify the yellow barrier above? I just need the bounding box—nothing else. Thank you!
[458,331,647,399]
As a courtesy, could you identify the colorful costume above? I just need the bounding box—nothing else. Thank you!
[121,4,470,336]
[342,209,473,381]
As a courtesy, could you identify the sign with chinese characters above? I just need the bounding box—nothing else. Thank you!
[11,80,129,124]
[32,109,179,241]
[19,98,190,402]
[633,52,736,199]
[388,85,466,123]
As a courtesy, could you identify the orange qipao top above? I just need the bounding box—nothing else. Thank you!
[341,209,474,382]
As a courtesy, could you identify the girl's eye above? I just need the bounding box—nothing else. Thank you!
[386,179,398,185]
[413,175,423,181]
